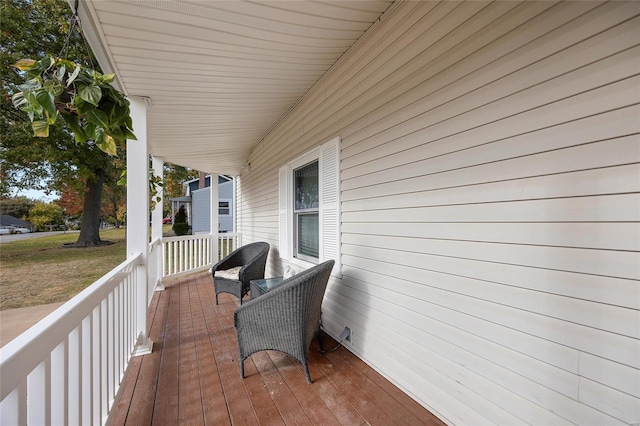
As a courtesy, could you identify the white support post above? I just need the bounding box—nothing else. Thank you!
[151,156,165,291]
[210,173,219,264]
[127,97,153,356]
[232,176,236,235]
[151,156,164,242]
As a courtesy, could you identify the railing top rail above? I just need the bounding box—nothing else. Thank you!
[162,233,212,243]
[163,232,239,243]
[149,237,162,249]
[0,253,143,400]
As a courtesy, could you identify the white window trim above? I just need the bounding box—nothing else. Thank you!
[279,136,341,277]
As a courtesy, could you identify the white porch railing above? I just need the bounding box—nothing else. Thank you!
[0,254,144,425]
[148,237,164,292]
[162,232,239,278]
[0,233,240,425]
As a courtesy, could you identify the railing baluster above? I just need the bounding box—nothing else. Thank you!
[159,233,240,279]
[27,359,47,425]
[100,298,107,422]
[81,316,91,424]
[68,327,80,425]
[49,341,64,424]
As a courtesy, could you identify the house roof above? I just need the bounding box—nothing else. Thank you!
[0,215,33,228]
[76,0,394,176]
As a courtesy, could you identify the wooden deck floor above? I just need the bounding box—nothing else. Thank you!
[107,272,445,425]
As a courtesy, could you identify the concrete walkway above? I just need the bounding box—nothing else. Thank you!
[0,302,64,347]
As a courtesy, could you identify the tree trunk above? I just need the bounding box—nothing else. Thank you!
[72,168,109,247]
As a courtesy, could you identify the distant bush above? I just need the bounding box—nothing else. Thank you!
[172,205,189,235]
[172,223,189,236]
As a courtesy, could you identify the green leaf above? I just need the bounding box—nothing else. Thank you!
[11,92,27,108]
[101,73,115,84]
[67,64,81,86]
[13,59,37,70]
[122,127,137,141]
[84,122,96,139]
[20,79,41,92]
[77,83,102,106]
[39,56,53,71]
[35,91,57,123]
[73,96,90,114]
[54,65,66,81]
[61,114,88,143]
[32,120,49,137]
[117,170,127,186]
[95,129,117,156]
[86,109,110,129]
[43,79,64,97]
[94,126,105,145]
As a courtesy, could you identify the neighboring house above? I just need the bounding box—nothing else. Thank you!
[0,215,34,232]
[171,175,234,233]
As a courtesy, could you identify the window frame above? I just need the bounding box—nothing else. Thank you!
[218,199,231,216]
[279,136,341,277]
[289,153,321,265]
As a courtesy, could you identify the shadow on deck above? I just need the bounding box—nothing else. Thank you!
[108,271,445,425]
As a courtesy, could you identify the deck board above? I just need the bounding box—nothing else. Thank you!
[107,272,446,426]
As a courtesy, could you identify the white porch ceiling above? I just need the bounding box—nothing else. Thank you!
[78,0,393,175]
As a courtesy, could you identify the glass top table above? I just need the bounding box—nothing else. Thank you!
[250,277,284,299]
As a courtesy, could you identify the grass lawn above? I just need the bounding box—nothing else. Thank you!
[0,228,126,310]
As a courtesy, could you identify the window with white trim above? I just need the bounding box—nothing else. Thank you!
[279,136,341,276]
[219,200,231,216]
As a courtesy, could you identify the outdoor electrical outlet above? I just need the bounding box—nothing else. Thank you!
[340,326,351,343]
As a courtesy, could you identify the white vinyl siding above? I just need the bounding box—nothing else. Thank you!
[237,2,640,424]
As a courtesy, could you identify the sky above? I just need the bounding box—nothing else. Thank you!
[15,188,58,202]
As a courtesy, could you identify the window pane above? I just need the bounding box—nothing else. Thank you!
[297,213,319,258]
[219,201,230,215]
[294,161,318,210]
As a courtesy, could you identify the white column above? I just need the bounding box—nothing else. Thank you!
[210,173,219,264]
[151,156,164,242]
[127,96,152,356]
[151,156,165,291]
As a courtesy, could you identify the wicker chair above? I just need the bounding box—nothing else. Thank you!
[234,260,334,384]
[212,242,270,305]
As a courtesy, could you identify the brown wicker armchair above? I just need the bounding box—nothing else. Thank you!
[211,242,270,305]
[234,260,334,384]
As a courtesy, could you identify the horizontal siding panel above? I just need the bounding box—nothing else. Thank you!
[343,222,639,251]
[323,285,624,425]
[342,134,639,202]
[579,353,640,399]
[342,5,639,162]
[341,257,640,344]
[268,1,558,165]
[342,194,640,223]
[326,272,582,398]
[579,377,640,424]
[343,245,640,368]
[342,102,640,190]
[338,1,601,155]
[342,231,639,280]
[341,245,639,310]
[321,293,563,425]
[342,163,640,213]
[329,264,581,375]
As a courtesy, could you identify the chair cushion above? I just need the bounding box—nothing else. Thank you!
[215,266,242,280]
